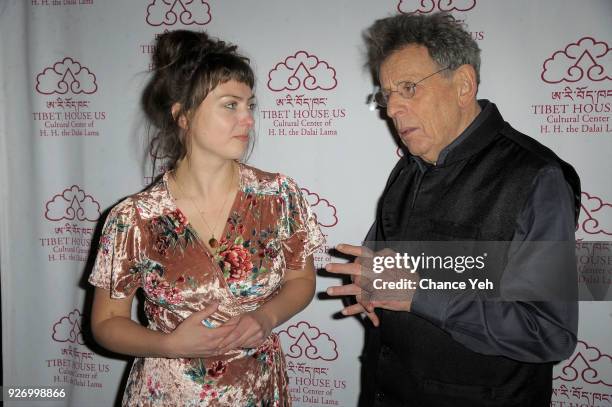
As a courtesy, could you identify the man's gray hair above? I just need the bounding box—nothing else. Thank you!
[364,12,481,84]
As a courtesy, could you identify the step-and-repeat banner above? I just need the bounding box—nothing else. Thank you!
[1,1,610,406]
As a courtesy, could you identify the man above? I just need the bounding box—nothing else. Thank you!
[325,13,580,407]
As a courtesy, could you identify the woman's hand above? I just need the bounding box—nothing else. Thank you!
[211,255,317,353]
[163,302,239,358]
[216,309,274,352]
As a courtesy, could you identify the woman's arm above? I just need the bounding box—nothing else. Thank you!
[90,287,235,358]
[259,255,316,327]
[218,255,316,350]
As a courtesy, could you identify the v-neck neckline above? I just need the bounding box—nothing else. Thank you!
[162,162,244,258]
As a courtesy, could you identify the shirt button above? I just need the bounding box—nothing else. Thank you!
[376,391,385,401]
[381,345,390,357]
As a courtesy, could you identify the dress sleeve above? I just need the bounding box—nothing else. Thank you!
[88,198,142,298]
[278,176,325,270]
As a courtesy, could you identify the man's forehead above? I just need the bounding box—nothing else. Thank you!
[379,45,436,83]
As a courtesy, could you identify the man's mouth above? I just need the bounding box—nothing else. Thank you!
[399,127,418,139]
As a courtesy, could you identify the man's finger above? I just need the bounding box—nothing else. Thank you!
[368,300,412,312]
[367,312,380,327]
[341,303,367,316]
[326,283,363,297]
[338,303,379,326]
[335,243,373,258]
[325,262,362,276]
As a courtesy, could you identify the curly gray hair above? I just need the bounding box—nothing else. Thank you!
[364,12,481,84]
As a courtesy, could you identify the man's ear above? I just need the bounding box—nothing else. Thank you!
[171,103,188,130]
[453,65,478,107]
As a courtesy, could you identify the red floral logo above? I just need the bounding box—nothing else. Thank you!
[578,192,612,236]
[398,0,476,14]
[36,57,97,95]
[554,340,612,387]
[218,241,254,282]
[267,50,337,92]
[45,185,100,222]
[51,309,85,344]
[541,37,611,84]
[278,320,339,361]
[146,0,211,26]
[301,188,338,228]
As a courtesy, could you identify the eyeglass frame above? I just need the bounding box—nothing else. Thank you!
[373,66,450,108]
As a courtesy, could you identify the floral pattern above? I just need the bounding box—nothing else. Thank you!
[146,376,164,402]
[99,215,131,255]
[253,334,282,371]
[206,360,227,379]
[149,209,196,256]
[217,237,255,282]
[89,163,324,406]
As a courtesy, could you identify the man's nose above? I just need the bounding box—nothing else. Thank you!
[385,92,405,119]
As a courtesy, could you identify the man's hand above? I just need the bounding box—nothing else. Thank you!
[325,244,380,325]
[325,244,417,327]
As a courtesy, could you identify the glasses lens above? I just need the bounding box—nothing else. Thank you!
[399,82,416,99]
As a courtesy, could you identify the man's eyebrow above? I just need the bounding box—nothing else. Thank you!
[380,79,412,92]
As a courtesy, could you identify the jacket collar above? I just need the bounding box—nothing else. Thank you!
[408,100,507,170]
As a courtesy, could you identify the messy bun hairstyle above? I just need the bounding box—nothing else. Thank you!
[142,30,255,170]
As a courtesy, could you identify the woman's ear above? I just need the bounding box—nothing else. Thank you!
[171,103,188,130]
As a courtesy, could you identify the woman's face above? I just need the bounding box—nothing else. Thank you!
[180,79,255,163]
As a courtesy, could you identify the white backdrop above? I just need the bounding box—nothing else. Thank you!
[1,1,611,406]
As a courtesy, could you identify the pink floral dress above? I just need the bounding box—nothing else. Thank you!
[89,163,324,406]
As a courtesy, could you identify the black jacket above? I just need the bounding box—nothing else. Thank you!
[360,102,580,407]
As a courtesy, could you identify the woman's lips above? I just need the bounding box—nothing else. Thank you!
[233,135,249,142]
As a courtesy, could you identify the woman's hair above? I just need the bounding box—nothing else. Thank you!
[142,30,255,170]
[363,12,481,84]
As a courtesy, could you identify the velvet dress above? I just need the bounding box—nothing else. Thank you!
[89,163,324,406]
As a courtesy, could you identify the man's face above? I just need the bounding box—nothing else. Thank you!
[379,45,463,164]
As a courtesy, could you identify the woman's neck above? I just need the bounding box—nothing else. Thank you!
[173,157,237,199]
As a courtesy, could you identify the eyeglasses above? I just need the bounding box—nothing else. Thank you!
[373,67,450,107]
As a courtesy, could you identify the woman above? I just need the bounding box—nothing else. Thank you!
[89,30,324,406]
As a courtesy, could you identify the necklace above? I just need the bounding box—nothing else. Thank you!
[172,164,235,249]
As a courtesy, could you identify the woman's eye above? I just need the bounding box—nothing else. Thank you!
[248,103,257,110]
[225,102,237,110]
